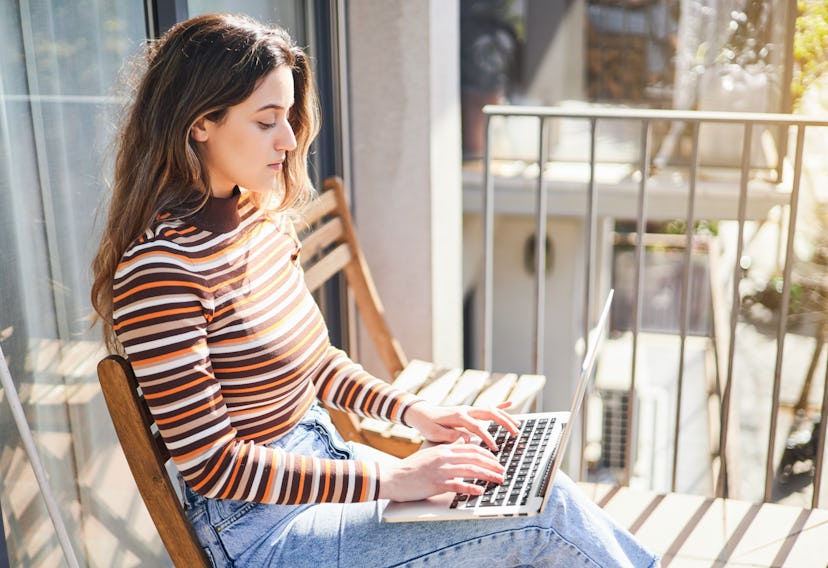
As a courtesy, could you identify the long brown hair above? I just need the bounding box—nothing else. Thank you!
[91,13,320,352]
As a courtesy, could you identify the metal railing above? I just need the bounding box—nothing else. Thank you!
[480,104,828,508]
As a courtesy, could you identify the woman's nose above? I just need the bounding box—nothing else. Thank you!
[277,122,297,152]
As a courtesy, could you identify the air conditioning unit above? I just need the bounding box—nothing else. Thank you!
[598,388,639,471]
[593,385,669,490]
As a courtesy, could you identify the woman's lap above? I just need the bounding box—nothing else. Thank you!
[183,405,658,567]
[263,474,655,567]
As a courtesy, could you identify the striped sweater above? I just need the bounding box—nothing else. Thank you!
[112,188,419,504]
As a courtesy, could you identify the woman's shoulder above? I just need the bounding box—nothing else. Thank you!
[115,213,228,278]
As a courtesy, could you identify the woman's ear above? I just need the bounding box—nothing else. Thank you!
[190,117,210,143]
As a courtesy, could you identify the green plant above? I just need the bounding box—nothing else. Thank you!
[662,219,719,237]
[792,0,828,109]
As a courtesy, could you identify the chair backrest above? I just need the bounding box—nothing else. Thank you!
[97,355,209,568]
[297,176,408,375]
[295,176,411,442]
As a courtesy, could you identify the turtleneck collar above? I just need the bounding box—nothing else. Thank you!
[189,186,242,233]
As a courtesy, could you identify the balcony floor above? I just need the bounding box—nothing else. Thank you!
[579,482,828,567]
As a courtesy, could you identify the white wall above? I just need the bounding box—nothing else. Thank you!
[346,0,463,377]
[463,214,610,402]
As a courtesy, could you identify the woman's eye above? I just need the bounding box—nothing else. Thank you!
[258,122,276,129]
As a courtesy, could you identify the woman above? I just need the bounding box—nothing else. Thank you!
[91,13,658,567]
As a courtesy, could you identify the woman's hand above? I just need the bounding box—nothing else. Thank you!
[403,400,520,451]
[377,441,506,502]
[375,401,521,502]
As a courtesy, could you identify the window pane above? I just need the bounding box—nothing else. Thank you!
[0,1,162,565]
[187,0,307,43]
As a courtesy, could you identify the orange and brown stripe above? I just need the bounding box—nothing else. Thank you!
[113,190,417,505]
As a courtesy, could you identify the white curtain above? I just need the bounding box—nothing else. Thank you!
[0,1,152,565]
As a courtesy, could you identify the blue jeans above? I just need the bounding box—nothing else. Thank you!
[182,404,659,567]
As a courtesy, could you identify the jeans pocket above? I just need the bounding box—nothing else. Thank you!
[206,498,264,561]
[186,502,231,567]
[305,406,354,459]
[312,420,353,459]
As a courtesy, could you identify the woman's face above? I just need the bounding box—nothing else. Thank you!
[191,65,298,198]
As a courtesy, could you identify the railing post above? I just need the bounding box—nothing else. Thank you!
[624,119,651,487]
[671,120,701,492]
[579,117,599,481]
[533,117,549,375]
[482,113,494,372]
[716,121,753,499]
[764,125,806,503]
[814,348,828,508]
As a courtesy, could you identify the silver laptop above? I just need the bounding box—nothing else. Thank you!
[382,289,613,522]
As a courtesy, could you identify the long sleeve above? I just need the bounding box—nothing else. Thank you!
[312,345,419,423]
[111,194,415,504]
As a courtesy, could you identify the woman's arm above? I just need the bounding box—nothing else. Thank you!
[113,241,382,505]
[311,345,423,423]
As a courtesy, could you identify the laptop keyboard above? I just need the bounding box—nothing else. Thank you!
[450,416,557,510]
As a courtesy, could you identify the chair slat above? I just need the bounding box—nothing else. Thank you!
[301,217,345,260]
[442,369,489,407]
[359,416,394,435]
[303,243,353,292]
[507,374,546,413]
[388,359,434,393]
[414,368,463,405]
[298,187,338,227]
[386,369,462,441]
[473,373,518,408]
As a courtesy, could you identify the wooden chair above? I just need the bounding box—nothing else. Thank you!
[95,176,546,565]
[97,355,209,568]
[297,176,546,457]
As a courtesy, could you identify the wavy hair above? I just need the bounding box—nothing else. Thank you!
[91,13,320,352]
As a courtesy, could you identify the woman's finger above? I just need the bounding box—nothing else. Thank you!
[434,443,504,473]
[469,405,520,435]
[437,460,504,486]
[452,415,499,451]
[445,476,500,496]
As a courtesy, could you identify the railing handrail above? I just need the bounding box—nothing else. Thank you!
[483,104,828,127]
